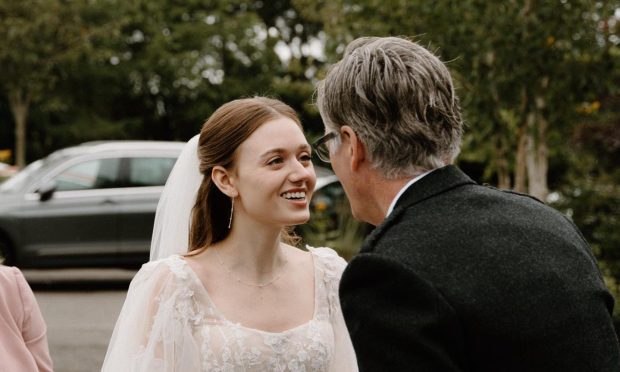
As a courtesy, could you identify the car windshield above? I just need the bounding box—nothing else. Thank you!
[0,159,45,193]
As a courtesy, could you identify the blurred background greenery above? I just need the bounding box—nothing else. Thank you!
[1,0,619,326]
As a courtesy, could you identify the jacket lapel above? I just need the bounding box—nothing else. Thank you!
[359,165,476,254]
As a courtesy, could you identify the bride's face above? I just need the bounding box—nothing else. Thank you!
[231,117,316,227]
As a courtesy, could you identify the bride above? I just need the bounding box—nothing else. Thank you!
[101,97,358,371]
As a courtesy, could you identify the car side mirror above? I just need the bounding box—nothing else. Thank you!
[38,180,57,202]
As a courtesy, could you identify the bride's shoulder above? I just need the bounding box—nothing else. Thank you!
[132,255,190,285]
[305,245,348,275]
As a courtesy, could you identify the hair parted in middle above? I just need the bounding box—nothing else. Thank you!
[188,96,302,255]
[316,36,463,179]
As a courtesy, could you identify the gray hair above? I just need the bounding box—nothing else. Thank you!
[316,36,463,179]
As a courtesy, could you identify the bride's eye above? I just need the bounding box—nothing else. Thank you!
[267,157,284,166]
[299,153,312,162]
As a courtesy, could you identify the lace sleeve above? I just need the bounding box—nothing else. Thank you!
[101,258,202,372]
[310,247,359,372]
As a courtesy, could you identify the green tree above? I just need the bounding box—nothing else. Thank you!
[113,0,283,136]
[0,0,94,167]
[553,42,620,321]
[1,0,317,162]
[299,0,617,201]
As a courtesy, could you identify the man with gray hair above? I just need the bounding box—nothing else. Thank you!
[313,36,619,371]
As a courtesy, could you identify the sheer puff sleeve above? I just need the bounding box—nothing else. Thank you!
[310,247,359,372]
[101,257,202,372]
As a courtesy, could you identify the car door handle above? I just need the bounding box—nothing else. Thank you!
[101,199,117,205]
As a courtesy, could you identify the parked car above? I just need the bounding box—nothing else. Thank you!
[0,141,369,268]
[0,162,18,180]
[300,168,373,261]
[0,141,185,268]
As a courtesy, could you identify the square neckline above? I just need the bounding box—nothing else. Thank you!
[175,248,320,335]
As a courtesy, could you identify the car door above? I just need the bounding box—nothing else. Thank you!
[16,157,121,265]
[116,155,177,261]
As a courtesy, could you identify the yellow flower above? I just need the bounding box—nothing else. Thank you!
[313,200,328,212]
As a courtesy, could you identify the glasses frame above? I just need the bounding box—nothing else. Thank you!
[312,132,339,163]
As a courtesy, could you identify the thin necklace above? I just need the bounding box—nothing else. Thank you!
[214,246,288,288]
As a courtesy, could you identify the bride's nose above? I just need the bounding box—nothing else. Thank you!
[288,159,314,184]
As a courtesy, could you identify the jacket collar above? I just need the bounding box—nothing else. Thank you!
[359,165,476,254]
[393,165,476,211]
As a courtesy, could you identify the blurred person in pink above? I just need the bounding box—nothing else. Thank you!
[0,265,53,372]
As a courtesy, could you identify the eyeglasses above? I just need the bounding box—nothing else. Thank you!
[312,132,339,163]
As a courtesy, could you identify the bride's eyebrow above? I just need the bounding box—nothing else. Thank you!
[260,149,285,159]
[260,144,311,158]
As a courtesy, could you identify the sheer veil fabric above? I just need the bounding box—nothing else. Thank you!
[149,134,202,261]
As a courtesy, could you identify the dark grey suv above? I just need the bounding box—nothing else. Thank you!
[0,141,184,268]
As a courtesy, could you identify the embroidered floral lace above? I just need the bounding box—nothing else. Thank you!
[102,247,358,372]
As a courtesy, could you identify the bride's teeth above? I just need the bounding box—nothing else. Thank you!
[282,192,306,199]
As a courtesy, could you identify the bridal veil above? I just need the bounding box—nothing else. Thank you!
[149,134,202,261]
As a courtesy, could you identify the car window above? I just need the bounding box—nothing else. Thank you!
[127,157,176,187]
[54,158,121,191]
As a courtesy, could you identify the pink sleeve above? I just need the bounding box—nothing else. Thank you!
[13,268,54,372]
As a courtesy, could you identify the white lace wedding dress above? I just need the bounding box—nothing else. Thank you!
[101,247,358,372]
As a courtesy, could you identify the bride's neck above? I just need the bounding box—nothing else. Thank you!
[214,218,286,277]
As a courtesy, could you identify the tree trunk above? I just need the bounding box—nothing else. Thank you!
[514,115,532,193]
[527,95,549,201]
[495,137,511,189]
[530,133,549,201]
[497,159,511,189]
[8,89,31,168]
[514,87,529,193]
[525,119,537,196]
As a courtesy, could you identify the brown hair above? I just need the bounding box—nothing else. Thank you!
[188,97,302,254]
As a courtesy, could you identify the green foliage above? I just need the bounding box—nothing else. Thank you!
[0,0,127,165]
[552,98,620,318]
[95,0,287,139]
[307,0,617,189]
[1,0,618,324]
[0,0,333,158]
[0,0,84,95]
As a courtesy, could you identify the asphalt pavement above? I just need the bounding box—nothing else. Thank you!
[25,269,137,372]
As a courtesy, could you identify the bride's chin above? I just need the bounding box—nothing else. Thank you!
[283,215,311,226]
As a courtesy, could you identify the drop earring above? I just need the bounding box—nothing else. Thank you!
[228,196,234,229]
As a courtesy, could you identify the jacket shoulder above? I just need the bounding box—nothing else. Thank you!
[480,183,544,204]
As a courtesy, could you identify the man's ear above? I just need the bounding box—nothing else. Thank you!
[341,126,366,172]
[211,165,238,197]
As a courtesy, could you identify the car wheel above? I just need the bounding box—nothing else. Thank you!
[0,238,13,266]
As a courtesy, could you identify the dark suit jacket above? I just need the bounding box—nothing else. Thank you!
[340,165,620,371]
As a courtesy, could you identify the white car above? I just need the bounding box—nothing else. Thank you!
[0,162,17,179]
